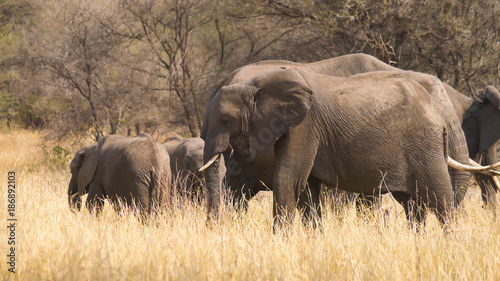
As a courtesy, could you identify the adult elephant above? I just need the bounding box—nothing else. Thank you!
[450,85,500,212]
[163,136,226,200]
[201,54,487,218]
[203,68,461,228]
[303,54,500,210]
[68,133,171,217]
[207,53,500,208]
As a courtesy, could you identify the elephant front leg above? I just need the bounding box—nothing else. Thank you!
[272,170,298,231]
[86,184,105,215]
[272,131,319,232]
[392,192,426,230]
[298,176,322,229]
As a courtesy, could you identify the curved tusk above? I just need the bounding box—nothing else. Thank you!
[493,175,500,189]
[468,158,500,171]
[468,159,500,176]
[469,159,500,190]
[448,156,500,176]
[199,153,220,172]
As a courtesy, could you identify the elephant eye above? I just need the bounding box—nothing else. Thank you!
[222,116,230,125]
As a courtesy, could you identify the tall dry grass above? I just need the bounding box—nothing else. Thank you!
[1,130,499,280]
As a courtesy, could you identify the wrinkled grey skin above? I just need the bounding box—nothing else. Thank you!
[202,54,470,218]
[316,54,497,211]
[203,68,454,228]
[163,136,226,200]
[68,133,171,217]
[307,54,470,206]
[452,85,500,212]
[163,135,185,155]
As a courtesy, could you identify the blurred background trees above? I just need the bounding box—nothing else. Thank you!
[1,0,499,140]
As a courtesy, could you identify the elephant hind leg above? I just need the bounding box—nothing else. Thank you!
[392,192,426,229]
[355,194,381,214]
[298,176,322,229]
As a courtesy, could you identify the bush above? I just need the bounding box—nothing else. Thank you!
[41,144,72,171]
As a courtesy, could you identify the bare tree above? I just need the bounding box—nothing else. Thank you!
[110,0,219,137]
[23,0,170,140]
[250,0,500,94]
[6,0,499,137]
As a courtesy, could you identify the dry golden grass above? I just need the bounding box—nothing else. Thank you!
[1,130,499,280]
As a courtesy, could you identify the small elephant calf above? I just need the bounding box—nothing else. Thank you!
[163,136,225,201]
[68,133,171,217]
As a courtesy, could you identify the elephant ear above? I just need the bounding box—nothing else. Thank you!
[479,86,500,109]
[76,142,101,194]
[248,69,313,155]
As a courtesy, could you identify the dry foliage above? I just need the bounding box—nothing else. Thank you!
[1,130,499,280]
[3,0,498,140]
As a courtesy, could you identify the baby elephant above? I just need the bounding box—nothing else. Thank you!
[68,133,171,217]
[163,136,225,201]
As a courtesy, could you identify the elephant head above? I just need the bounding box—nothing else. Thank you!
[467,85,500,210]
[201,68,313,218]
[477,86,500,109]
[68,143,101,211]
[476,86,500,153]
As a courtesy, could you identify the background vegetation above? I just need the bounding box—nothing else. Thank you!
[0,0,499,140]
[1,1,500,279]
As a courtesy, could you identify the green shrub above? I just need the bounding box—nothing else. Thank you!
[41,144,72,171]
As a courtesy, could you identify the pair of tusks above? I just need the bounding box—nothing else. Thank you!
[200,153,500,177]
[467,158,500,188]
[447,156,500,176]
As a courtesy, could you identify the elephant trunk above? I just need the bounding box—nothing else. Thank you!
[445,119,471,206]
[202,134,230,220]
[203,155,222,219]
[476,146,500,210]
[68,177,82,211]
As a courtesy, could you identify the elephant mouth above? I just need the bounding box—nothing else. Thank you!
[200,136,251,173]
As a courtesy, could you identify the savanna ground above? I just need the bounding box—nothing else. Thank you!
[0,130,499,281]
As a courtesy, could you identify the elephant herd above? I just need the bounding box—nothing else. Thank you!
[68,54,500,228]
[67,133,214,217]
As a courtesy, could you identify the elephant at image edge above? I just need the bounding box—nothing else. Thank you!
[201,54,474,213]
[202,68,454,227]
[68,133,171,216]
[449,85,500,212]
[163,136,226,200]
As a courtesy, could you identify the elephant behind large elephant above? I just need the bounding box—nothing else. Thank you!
[459,85,500,212]
[68,133,171,217]
[163,136,226,201]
